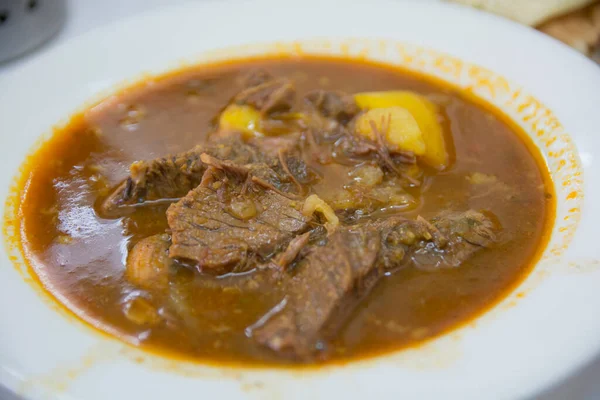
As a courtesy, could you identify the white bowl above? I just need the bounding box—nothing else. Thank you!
[0,1,599,399]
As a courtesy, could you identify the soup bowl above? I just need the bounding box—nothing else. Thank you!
[0,1,599,399]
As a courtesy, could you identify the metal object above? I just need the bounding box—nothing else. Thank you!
[0,0,66,63]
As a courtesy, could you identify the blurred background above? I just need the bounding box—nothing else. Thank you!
[0,0,599,68]
[0,0,599,399]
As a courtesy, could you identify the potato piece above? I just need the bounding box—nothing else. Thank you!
[218,104,263,137]
[355,91,419,110]
[302,194,339,233]
[354,91,449,169]
[355,107,426,155]
[126,234,171,291]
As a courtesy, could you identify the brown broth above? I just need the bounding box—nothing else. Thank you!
[15,57,554,366]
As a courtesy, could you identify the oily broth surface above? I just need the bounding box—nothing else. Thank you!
[18,57,551,365]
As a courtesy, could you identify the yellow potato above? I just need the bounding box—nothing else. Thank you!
[355,107,426,155]
[218,104,263,137]
[354,91,449,169]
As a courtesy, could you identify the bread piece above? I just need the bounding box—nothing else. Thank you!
[539,2,600,55]
[450,0,596,26]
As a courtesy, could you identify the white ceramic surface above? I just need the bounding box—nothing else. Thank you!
[1,1,599,399]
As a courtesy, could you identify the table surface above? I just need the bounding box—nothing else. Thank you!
[0,0,599,399]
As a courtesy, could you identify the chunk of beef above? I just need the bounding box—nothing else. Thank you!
[234,78,295,115]
[198,152,312,199]
[248,226,381,357]
[126,234,172,291]
[333,131,417,165]
[239,69,274,88]
[379,210,498,271]
[411,210,498,270]
[206,135,318,195]
[99,136,262,217]
[166,163,310,274]
[248,210,498,358]
[333,133,377,158]
[248,134,299,159]
[305,90,360,124]
[100,146,205,217]
[279,151,321,187]
[260,148,321,196]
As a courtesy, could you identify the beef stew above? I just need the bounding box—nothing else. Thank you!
[14,57,553,365]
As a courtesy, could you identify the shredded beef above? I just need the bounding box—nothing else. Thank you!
[249,226,381,356]
[247,210,498,358]
[235,78,295,115]
[305,90,360,124]
[98,135,263,216]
